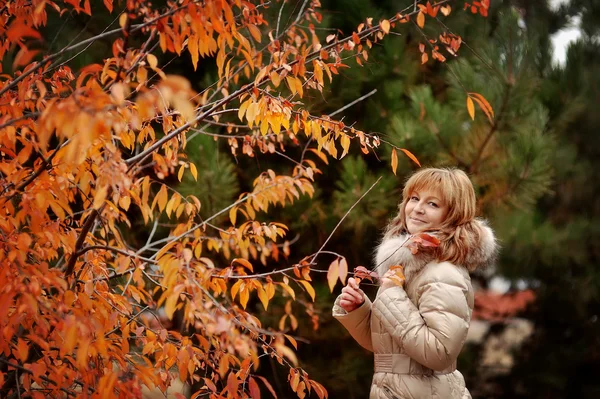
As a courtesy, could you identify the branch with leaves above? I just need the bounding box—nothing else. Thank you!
[0,1,493,398]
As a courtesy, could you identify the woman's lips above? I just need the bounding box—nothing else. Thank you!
[410,217,426,223]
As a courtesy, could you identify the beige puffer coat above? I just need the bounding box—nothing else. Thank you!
[333,221,497,398]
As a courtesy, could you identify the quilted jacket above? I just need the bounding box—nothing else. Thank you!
[333,221,497,398]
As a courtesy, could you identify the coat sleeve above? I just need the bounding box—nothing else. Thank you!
[332,294,374,352]
[371,266,471,371]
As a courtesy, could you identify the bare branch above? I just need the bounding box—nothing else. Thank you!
[311,176,382,264]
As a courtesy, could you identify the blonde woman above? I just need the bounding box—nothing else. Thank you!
[333,168,498,398]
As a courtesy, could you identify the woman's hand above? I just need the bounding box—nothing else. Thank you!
[339,277,365,313]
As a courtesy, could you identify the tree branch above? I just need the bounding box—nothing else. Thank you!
[64,208,99,278]
[311,176,382,264]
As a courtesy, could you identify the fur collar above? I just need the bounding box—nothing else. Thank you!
[374,219,498,283]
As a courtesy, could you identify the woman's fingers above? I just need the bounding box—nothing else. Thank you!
[341,287,364,304]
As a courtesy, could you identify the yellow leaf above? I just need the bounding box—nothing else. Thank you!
[380,19,390,34]
[157,185,168,213]
[279,314,288,330]
[118,195,131,211]
[313,60,323,85]
[327,259,339,292]
[417,11,425,28]
[270,71,281,88]
[119,13,128,29]
[178,165,185,182]
[231,280,243,300]
[400,148,421,167]
[147,53,158,69]
[254,66,268,86]
[275,343,298,366]
[295,77,304,98]
[164,293,178,320]
[93,185,108,210]
[189,162,198,181]
[246,102,259,127]
[233,257,253,272]
[466,96,475,120]
[340,134,350,159]
[238,99,251,121]
[155,241,176,261]
[257,285,269,310]
[391,148,398,175]
[240,287,250,309]
[286,76,297,96]
[280,282,296,300]
[299,280,315,301]
[229,206,237,225]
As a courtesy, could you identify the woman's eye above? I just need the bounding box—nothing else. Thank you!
[429,202,438,207]
[410,196,419,201]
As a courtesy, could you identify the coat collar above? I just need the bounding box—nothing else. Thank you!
[374,219,498,283]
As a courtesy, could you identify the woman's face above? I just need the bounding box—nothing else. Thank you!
[404,188,449,234]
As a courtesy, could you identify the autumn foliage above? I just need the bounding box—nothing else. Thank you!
[0,0,490,398]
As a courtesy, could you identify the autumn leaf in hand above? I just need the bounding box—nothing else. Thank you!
[407,233,441,255]
[388,265,406,287]
[353,266,379,284]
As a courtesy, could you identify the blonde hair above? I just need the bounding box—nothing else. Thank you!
[384,167,484,270]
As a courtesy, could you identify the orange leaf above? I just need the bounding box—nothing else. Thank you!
[466,96,475,120]
[290,369,300,392]
[417,11,425,28]
[17,338,28,362]
[257,376,277,398]
[249,377,261,399]
[7,22,42,41]
[338,257,348,285]
[227,372,239,395]
[391,148,398,175]
[104,0,114,13]
[469,92,495,123]
[380,19,390,34]
[248,24,262,43]
[284,334,298,350]
[327,259,339,292]
[12,47,40,69]
[400,148,421,167]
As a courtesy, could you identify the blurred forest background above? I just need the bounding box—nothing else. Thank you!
[18,0,599,397]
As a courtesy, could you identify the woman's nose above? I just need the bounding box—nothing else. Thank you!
[414,202,425,214]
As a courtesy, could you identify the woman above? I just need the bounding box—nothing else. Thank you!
[332,168,498,398]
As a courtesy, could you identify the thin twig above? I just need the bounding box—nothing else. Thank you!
[311,176,382,264]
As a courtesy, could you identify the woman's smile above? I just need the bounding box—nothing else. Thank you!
[405,189,449,233]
